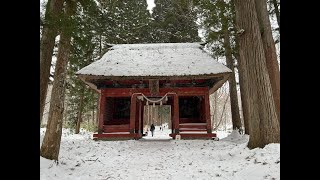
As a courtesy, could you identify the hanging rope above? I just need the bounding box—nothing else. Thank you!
[132,92,176,104]
[132,92,176,130]
[131,92,177,105]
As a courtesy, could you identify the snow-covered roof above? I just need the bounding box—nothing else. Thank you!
[76,43,231,78]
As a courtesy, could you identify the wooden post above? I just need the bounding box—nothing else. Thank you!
[150,104,153,124]
[138,100,143,134]
[173,94,179,134]
[98,92,105,134]
[169,105,172,130]
[204,93,212,133]
[135,100,140,134]
[95,95,100,126]
[129,94,137,134]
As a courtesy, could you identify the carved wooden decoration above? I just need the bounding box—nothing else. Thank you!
[149,79,159,96]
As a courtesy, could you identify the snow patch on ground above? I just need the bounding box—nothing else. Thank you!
[40,128,279,180]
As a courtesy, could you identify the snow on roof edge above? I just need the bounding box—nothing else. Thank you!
[76,42,232,77]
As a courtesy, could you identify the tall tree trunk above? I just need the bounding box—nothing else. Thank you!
[94,35,103,129]
[236,56,250,135]
[231,0,250,135]
[40,0,64,125]
[75,86,85,134]
[235,52,250,135]
[255,0,280,123]
[223,28,242,130]
[40,0,76,160]
[234,0,280,149]
[272,0,280,31]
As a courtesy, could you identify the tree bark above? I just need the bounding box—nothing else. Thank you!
[255,0,280,123]
[75,86,85,134]
[231,0,250,135]
[40,0,76,160]
[222,28,242,130]
[234,0,280,149]
[235,53,250,135]
[40,0,64,125]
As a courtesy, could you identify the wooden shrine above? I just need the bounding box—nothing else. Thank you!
[76,43,231,140]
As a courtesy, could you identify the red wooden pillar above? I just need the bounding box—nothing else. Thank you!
[129,94,137,134]
[204,92,212,133]
[173,94,179,134]
[98,91,106,134]
[170,98,174,134]
[140,102,144,134]
[138,100,142,134]
[135,100,140,134]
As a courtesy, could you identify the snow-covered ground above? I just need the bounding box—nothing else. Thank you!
[40,127,280,180]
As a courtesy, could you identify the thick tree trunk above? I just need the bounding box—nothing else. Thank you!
[40,0,64,125]
[231,0,250,135]
[272,0,280,31]
[234,0,280,148]
[235,53,250,135]
[75,86,85,134]
[255,0,280,123]
[40,0,76,160]
[223,29,242,130]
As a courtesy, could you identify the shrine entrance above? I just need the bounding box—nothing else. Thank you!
[142,104,172,139]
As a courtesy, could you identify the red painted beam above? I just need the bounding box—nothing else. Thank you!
[101,79,208,87]
[101,87,209,97]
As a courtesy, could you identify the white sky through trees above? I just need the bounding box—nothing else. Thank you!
[147,0,155,13]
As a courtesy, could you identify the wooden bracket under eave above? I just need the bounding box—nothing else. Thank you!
[208,73,231,95]
[149,79,159,96]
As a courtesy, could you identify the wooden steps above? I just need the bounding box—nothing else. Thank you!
[93,133,141,140]
[179,128,207,132]
[103,124,130,133]
[173,123,215,139]
[169,133,216,139]
[179,123,207,132]
[179,123,207,129]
